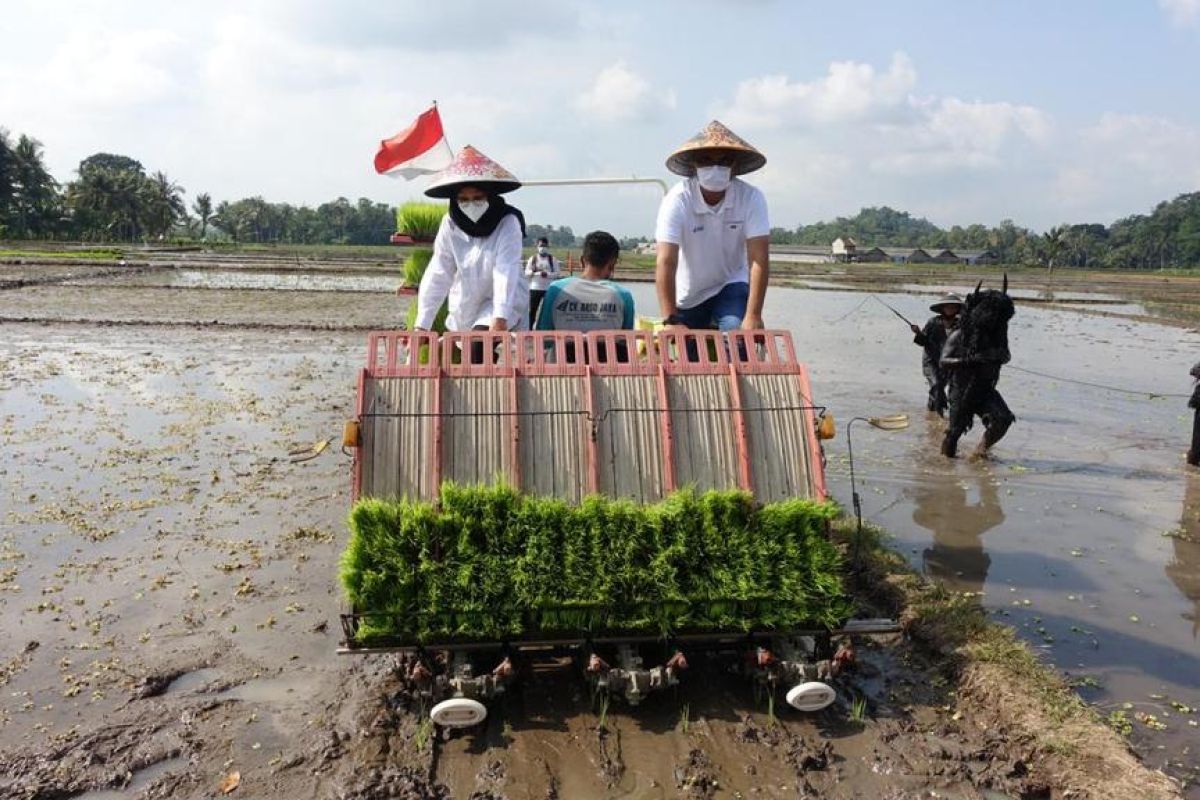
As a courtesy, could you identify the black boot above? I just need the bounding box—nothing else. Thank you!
[941,433,959,458]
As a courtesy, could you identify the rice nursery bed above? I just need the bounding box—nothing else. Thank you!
[340,484,849,645]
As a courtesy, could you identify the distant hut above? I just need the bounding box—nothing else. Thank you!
[907,247,933,264]
[831,236,858,263]
[932,249,960,264]
[773,245,835,264]
[857,247,889,263]
[956,249,999,265]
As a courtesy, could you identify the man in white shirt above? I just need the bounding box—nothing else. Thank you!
[524,236,561,328]
[654,120,770,331]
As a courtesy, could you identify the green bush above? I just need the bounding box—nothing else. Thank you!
[341,485,849,644]
[396,202,447,241]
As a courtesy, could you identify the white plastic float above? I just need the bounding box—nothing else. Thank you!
[429,697,487,728]
[786,681,837,712]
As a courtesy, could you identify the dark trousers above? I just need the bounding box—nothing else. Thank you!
[923,362,948,416]
[943,363,1015,456]
[1189,408,1200,466]
[529,289,547,329]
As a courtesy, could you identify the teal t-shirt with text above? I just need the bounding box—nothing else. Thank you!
[534,277,635,331]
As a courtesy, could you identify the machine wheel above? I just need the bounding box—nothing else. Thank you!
[786,681,836,712]
[430,697,487,728]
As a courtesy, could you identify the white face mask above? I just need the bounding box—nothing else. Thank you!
[537,247,549,256]
[696,165,732,192]
[458,199,489,223]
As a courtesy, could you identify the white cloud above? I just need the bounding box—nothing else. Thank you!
[1160,0,1200,26]
[575,62,676,123]
[16,27,188,113]
[1,3,1198,238]
[723,52,916,128]
[1049,113,1200,220]
[871,97,1052,174]
[271,0,584,51]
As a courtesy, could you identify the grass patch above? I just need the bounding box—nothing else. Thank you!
[341,484,848,645]
[0,248,122,260]
[832,518,1087,724]
[829,518,1181,799]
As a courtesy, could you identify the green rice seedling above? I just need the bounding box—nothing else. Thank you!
[342,484,847,644]
[850,693,868,724]
[679,701,690,735]
[414,716,433,751]
[597,691,610,730]
[401,248,433,288]
[396,201,446,241]
[403,299,449,364]
[767,691,777,727]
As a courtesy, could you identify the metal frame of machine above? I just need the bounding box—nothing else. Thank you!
[340,329,896,724]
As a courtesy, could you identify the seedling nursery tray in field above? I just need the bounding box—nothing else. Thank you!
[337,485,862,654]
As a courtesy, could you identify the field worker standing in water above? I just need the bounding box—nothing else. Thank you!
[525,236,561,328]
[655,121,770,331]
[1187,361,1200,467]
[413,145,529,346]
[911,293,964,416]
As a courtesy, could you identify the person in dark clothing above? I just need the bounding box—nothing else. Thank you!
[1188,361,1200,467]
[910,293,963,416]
[940,278,1016,459]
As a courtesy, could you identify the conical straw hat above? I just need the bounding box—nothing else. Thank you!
[666,120,766,177]
[424,145,521,199]
[929,293,965,312]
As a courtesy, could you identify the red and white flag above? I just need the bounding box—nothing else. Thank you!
[374,105,453,179]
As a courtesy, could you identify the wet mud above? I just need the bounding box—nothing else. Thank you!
[1,252,1197,797]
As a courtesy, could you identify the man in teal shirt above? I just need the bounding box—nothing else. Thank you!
[535,230,635,332]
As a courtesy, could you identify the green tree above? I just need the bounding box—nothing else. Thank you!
[192,192,213,239]
[9,135,61,238]
[66,153,148,241]
[141,170,186,240]
[1041,226,1065,271]
[0,130,14,235]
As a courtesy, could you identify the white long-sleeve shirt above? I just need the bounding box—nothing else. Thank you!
[414,214,529,331]
[524,252,561,291]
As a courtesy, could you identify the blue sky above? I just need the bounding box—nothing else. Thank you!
[2,0,1198,237]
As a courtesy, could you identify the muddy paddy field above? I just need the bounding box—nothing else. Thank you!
[0,252,1197,798]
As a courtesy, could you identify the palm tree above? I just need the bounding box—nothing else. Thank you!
[1041,226,1065,272]
[10,135,59,238]
[192,192,213,240]
[0,129,14,232]
[142,171,186,240]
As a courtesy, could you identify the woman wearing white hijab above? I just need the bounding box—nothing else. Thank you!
[412,145,529,338]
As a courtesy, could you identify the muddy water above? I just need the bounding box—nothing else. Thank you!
[778,286,1200,785]
[1,271,1197,796]
[66,268,401,293]
[622,282,1200,788]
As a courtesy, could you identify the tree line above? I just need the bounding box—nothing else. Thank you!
[0,131,541,246]
[4,128,1198,266]
[771,199,1200,268]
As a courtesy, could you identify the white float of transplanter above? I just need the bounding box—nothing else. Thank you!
[786,681,837,712]
[430,697,488,728]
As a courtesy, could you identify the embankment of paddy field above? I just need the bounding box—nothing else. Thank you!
[835,518,1185,800]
